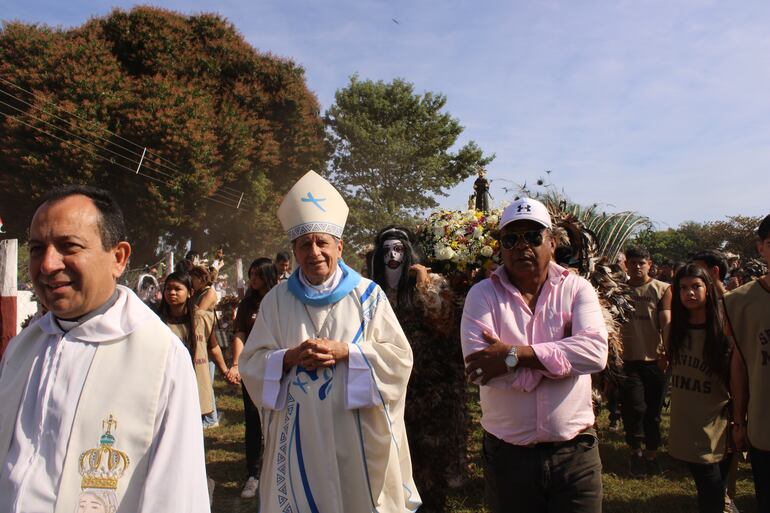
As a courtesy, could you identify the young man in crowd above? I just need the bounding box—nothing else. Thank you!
[692,249,728,295]
[620,247,672,475]
[274,251,292,281]
[725,214,770,513]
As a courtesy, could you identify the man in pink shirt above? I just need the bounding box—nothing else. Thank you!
[461,197,608,513]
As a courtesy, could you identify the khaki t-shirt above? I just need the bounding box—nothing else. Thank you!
[668,328,730,463]
[724,279,770,451]
[621,279,670,361]
[167,309,215,415]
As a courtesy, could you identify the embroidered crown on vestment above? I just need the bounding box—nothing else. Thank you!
[78,414,130,490]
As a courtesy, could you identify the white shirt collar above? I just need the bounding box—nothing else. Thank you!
[298,265,343,297]
[39,285,157,342]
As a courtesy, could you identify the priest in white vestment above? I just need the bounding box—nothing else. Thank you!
[241,171,421,513]
[0,186,210,513]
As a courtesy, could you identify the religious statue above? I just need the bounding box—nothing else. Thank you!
[473,168,491,212]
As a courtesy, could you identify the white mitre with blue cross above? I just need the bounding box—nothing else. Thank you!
[278,170,349,241]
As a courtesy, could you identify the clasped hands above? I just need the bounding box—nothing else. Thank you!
[284,337,349,371]
[464,330,512,385]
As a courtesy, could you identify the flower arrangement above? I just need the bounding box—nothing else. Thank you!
[417,208,503,274]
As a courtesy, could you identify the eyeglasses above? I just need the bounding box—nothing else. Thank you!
[500,230,545,250]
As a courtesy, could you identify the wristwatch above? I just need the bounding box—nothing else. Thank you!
[504,346,519,371]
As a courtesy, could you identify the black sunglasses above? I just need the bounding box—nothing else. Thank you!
[500,230,545,250]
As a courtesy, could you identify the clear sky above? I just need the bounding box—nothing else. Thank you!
[3,0,769,228]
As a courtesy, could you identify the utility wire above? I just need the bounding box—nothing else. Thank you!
[0,86,244,203]
[0,76,248,200]
[0,99,239,207]
[0,109,239,210]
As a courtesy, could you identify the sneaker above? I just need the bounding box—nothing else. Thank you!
[241,476,259,499]
[203,413,225,430]
[447,474,466,489]
[629,453,645,477]
[608,419,620,432]
[724,496,740,513]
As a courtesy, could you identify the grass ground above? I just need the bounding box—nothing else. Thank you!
[205,379,757,513]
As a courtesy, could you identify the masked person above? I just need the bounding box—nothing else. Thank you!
[0,185,209,513]
[240,171,420,513]
[370,225,465,512]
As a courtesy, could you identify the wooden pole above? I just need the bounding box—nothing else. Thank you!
[0,239,18,358]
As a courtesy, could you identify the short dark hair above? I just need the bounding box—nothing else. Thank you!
[37,185,127,250]
[175,259,194,273]
[692,250,728,280]
[248,257,278,294]
[624,246,651,261]
[189,265,212,286]
[758,214,770,240]
[275,251,291,263]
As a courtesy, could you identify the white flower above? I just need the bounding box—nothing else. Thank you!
[435,245,456,261]
[486,214,499,226]
[473,226,484,238]
[480,245,494,257]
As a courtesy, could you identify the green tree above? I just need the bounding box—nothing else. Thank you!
[0,7,326,264]
[631,215,764,264]
[324,76,493,250]
[633,227,700,264]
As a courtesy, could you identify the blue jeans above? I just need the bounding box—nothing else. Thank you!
[202,361,218,427]
[687,456,731,513]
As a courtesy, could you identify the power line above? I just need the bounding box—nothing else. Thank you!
[0,99,239,207]
[0,109,240,210]
[0,97,174,183]
[0,76,249,201]
[0,75,247,198]
[0,85,245,203]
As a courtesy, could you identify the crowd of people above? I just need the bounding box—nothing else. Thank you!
[0,178,768,513]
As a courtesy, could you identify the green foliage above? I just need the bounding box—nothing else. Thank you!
[325,76,493,250]
[632,215,763,264]
[534,189,651,263]
[0,7,326,263]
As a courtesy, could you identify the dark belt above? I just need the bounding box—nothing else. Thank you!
[486,426,597,450]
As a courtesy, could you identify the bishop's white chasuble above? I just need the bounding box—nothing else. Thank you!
[241,276,421,513]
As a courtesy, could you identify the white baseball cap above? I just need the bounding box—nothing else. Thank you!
[499,197,552,230]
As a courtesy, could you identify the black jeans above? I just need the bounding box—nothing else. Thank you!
[750,446,770,513]
[620,361,667,451]
[241,382,263,478]
[687,456,731,513]
[483,430,603,513]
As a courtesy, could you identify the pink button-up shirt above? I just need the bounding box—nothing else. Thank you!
[461,262,608,445]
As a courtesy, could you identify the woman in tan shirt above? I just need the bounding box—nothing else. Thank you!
[667,264,731,513]
[158,271,228,420]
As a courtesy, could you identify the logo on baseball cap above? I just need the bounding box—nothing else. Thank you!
[499,197,552,230]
